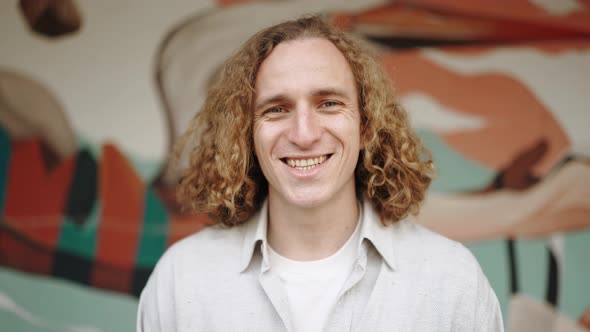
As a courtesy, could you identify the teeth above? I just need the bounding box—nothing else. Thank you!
[285,155,329,169]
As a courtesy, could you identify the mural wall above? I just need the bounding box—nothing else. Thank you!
[1,0,589,331]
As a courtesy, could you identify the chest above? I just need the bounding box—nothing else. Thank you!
[172,260,460,331]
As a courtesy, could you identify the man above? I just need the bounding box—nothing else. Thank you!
[137,16,503,331]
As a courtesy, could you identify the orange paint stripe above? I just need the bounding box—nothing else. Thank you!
[3,139,75,248]
[405,0,590,32]
[381,51,570,175]
[95,144,143,268]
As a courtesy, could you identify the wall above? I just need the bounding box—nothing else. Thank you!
[1,0,589,330]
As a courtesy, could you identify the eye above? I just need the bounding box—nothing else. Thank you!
[266,106,286,114]
[320,100,339,108]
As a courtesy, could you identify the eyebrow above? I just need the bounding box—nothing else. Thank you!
[254,88,351,111]
[254,94,289,111]
[313,88,349,100]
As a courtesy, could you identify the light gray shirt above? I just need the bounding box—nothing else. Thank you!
[137,200,504,331]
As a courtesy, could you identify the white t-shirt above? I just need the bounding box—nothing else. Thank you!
[267,212,362,332]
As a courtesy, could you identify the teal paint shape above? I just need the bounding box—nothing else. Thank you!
[0,313,42,332]
[515,238,548,303]
[0,128,10,217]
[136,187,168,268]
[560,230,590,320]
[417,129,496,193]
[0,266,137,332]
[466,240,510,323]
[57,202,100,259]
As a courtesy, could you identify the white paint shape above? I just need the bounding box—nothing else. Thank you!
[401,93,487,133]
[509,294,587,332]
[529,0,582,15]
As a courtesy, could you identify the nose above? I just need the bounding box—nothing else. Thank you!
[287,105,322,149]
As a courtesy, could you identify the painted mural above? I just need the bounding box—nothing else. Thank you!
[1,0,589,331]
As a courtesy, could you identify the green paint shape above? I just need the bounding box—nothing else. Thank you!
[466,240,510,323]
[515,238,548,304]
[417,128,496,193]
[57,202,100,259]
[560,230,590,320]
[0,128,10,217]
[136,187,168,268]
[0,266,137,332]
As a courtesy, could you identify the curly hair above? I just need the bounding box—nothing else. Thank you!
[175,15,434,226]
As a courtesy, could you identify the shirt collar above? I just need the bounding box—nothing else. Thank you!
[239,199,269,273]
[238,198,398,272]
[359,199,397,270]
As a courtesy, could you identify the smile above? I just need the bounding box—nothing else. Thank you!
[282,154,331,170]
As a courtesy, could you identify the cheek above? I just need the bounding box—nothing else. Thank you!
[253,123,278,158]
[253,133,265,161]
[330,118,362,146]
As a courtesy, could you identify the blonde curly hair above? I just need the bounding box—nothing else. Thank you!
[175,15,434,226]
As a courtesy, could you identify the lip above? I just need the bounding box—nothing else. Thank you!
[280,153,332,160]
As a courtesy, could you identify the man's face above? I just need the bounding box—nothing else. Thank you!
[253,37,362,209]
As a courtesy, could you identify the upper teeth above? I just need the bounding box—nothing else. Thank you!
[286,155,327,168]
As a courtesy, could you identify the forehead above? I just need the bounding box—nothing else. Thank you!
[254,38,356,100]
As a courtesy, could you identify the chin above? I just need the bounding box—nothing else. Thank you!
[284,189,332,209]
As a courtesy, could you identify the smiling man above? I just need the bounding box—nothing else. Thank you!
[137,16,503,331]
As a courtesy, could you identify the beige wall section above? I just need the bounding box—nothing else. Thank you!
[0,0,216,161]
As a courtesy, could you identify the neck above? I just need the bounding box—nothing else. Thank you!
[267,186,359,261]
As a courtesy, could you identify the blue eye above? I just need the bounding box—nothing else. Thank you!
[268,106,285,113]
[321,101,338,108]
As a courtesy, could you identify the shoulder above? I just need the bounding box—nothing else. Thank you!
[391,218,502,303]
[393,218,479,270]
[388,219,504,329]
[136,224,247,331]
[138,223,248,313]
[156,223,245,271]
